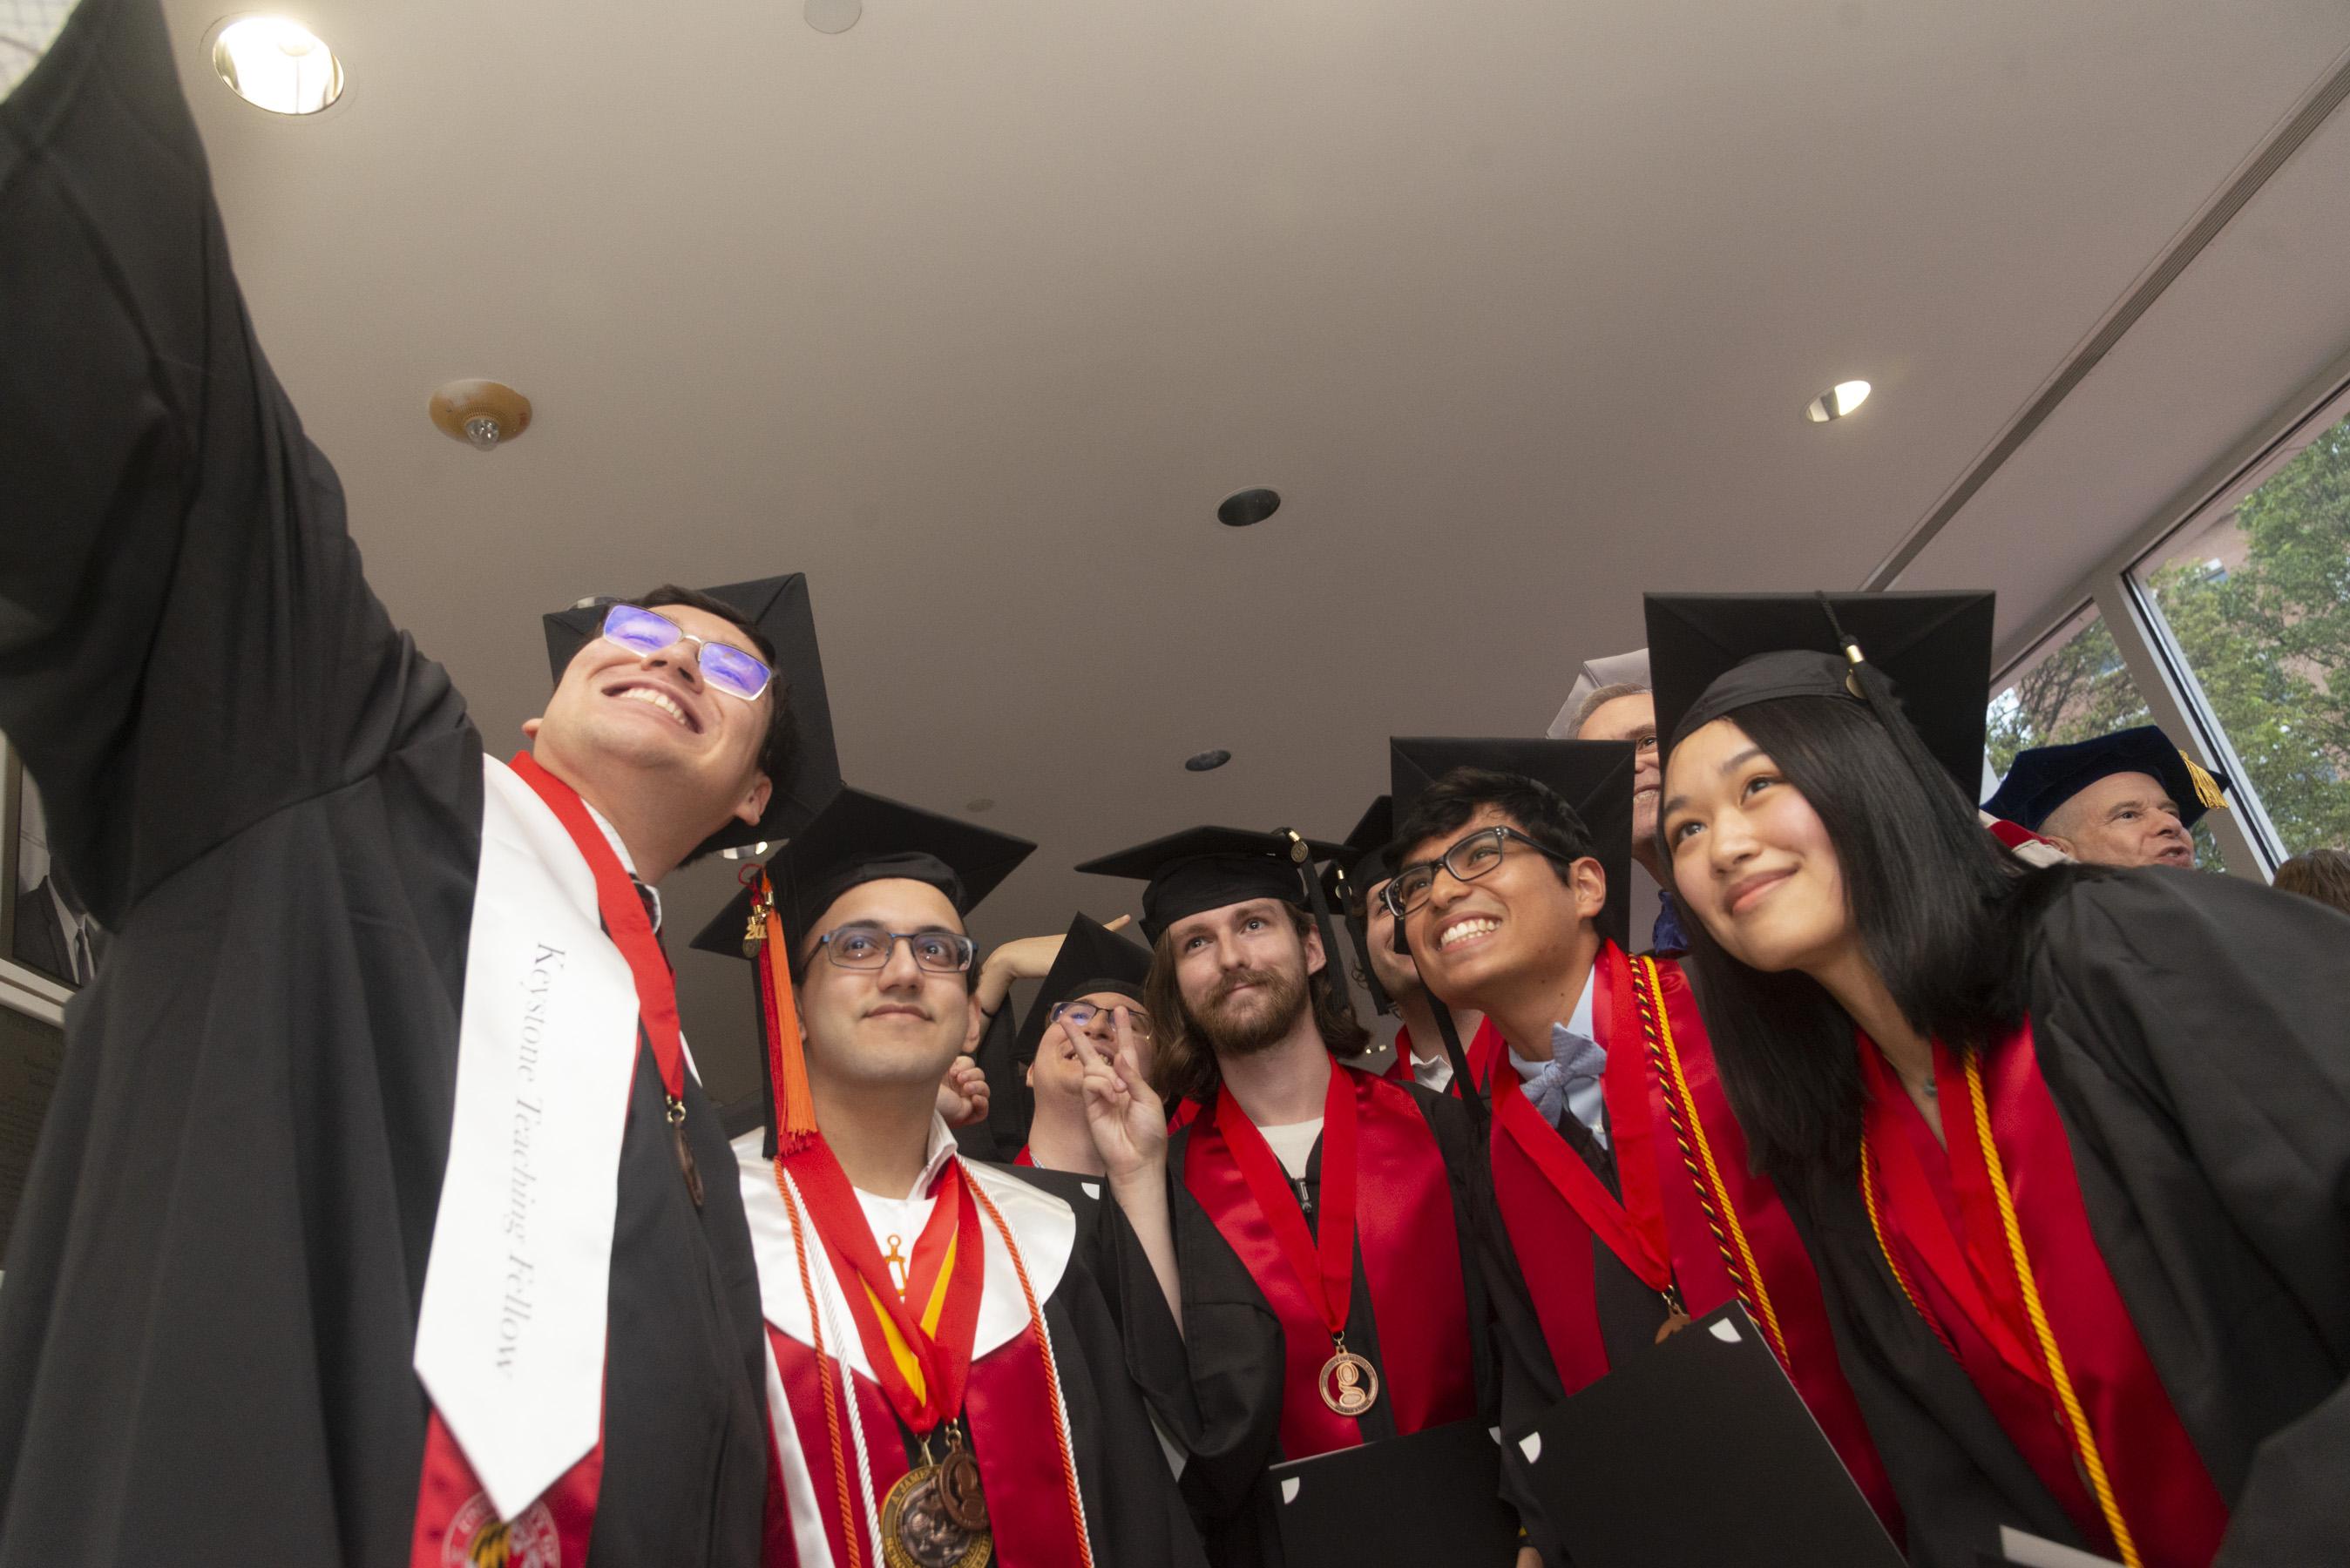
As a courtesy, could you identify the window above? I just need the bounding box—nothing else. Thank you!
[2132,402,2350,860]
[1985,604,2225,869]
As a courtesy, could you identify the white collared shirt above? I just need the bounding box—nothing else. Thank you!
[850,1117,962,1292]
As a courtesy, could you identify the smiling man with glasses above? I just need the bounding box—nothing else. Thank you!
[0,0,851,1557]
[1385,741,1899,1566]
[689,788,1207,1568]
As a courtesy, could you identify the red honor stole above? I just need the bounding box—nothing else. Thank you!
[1858,1024,2227,1568]
[410,754,698,1568]
[1489,945,1902,1533]
[762,1151,1095,1568]
[1182,1062,1473,1458]
[1383,1017,1506,1098]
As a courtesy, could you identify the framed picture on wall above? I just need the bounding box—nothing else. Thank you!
[3,738,103,999]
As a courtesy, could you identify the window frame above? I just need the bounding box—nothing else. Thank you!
[1984,344,2350,882]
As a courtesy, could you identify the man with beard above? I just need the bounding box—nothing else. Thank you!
[1385,740,1900,1565]
[1326,798,1500,1098]
[1983,725,2231,869]
[1550,649,1687,954]
[1074,827,1499,1568]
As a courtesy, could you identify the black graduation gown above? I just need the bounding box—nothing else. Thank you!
[1780,868,2350,1568]
[1475,1098,1669,1567]
[0,3,768,1560]
[1124,1079,1499,1568]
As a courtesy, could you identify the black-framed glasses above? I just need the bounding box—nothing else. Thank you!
[599,603,774,702]
[814,923,977,973]
[1049,1001,1154,1038]
[1382,825,1575,918]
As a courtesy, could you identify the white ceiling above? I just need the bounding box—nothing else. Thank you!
[165,0,2350,1109]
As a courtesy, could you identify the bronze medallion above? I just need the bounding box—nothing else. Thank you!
[879,1464,992,1568]
[1653,1309,1692,1344]
[937,1447,990,1533]
[1317,1348,1380,1416]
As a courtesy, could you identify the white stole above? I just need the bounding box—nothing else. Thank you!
[413,755,644,1519]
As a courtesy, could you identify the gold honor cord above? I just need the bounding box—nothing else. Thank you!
[1630,955,1790,1369]
[1860,1058,2142,1568]
[1961,1057,2141,1568]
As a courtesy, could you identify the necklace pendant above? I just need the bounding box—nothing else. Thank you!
[880,1461,993,1568]
[1654,1309,1692,1343]
[1317,1343,1380,1416]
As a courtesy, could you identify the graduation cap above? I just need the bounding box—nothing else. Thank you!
[690,786,1035,1155]
[543,574,841,855]
[1074,825,1346,943]
[1386,736,1636,953]
[1321,797,1398,1016]
[1645,591,1995,796]
[1545,646,1654,740]
[1011,913,1155,1064]
[1982,724,2231,833]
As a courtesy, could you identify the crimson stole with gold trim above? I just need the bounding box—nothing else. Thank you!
[1857,1024,2226,1567]
[1180,1062,1475,1459]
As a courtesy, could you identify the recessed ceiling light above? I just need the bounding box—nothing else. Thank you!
[805,0,863,32]
[1184,749,1233,773]
[211,17,344,115]
[1217,489,1281,528]
[1805,380,1872,423]
[428,379,532,450]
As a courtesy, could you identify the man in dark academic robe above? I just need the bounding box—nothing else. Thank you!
[694,787,1203,1568]
[1383,743,1899,1565]
[0,3,827,1558]
[1075,827,1497,1567]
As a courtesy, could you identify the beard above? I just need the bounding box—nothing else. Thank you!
[1187,965,1309,1058]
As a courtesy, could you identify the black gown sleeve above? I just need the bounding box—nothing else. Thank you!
[2024,869,2350,1568]
[0,0,460,927]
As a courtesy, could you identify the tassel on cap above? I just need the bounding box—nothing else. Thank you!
[742,866,820,1156]
[2182,753,2229,813]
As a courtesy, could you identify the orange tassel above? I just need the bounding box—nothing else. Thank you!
[748,869,819,1154]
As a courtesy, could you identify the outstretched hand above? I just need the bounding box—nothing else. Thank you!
[936,1054,991,1129]
[1077,1009,1166,1184]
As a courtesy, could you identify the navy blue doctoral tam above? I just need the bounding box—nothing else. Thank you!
[1984,725,2231,833]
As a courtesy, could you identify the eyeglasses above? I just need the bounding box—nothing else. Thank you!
[1382,825,1576,918]
[1048,1001,1154,1038]
[599,603,774,702]
[814,923,977,973]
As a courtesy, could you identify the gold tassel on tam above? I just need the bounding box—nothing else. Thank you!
[2182,753,2229,813]
[742,867,820,1154]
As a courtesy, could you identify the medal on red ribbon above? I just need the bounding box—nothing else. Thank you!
[783,1139,994,1568]
[1216,1058,1381,1416]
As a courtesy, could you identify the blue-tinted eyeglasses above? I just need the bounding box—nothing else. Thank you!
[599,603,774,702]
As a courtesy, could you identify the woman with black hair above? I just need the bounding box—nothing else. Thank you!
[1645,591,2350,1568]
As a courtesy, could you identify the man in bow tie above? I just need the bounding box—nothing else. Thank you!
[1387,749,1900,1566]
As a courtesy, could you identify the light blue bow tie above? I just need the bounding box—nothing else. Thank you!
[1527,1027,1609,1148]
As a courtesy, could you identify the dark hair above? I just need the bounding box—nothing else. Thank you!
[1662,681,2034,1188]
[634,583,798,829]
[1145,904,1371,1105]
[2274,848,2350,919]
[1387,766,1595,882]
[1569,681,1651,739]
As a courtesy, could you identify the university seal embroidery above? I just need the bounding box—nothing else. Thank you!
[442,1492,561,1568]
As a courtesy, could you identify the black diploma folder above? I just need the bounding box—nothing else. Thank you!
[1265,1416,1522,1566]
[1519,1303,1906,1567]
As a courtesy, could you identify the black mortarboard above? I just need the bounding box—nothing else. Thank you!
[1982,724,2231,832]
[690,786,1036,963]
[1320,796,1398,1015]
[543,574,841,855]
[1012,914,1155,1062]
[1645,591,1995,793]
[1387,738,1635,952]
[1074,825,1344,943]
